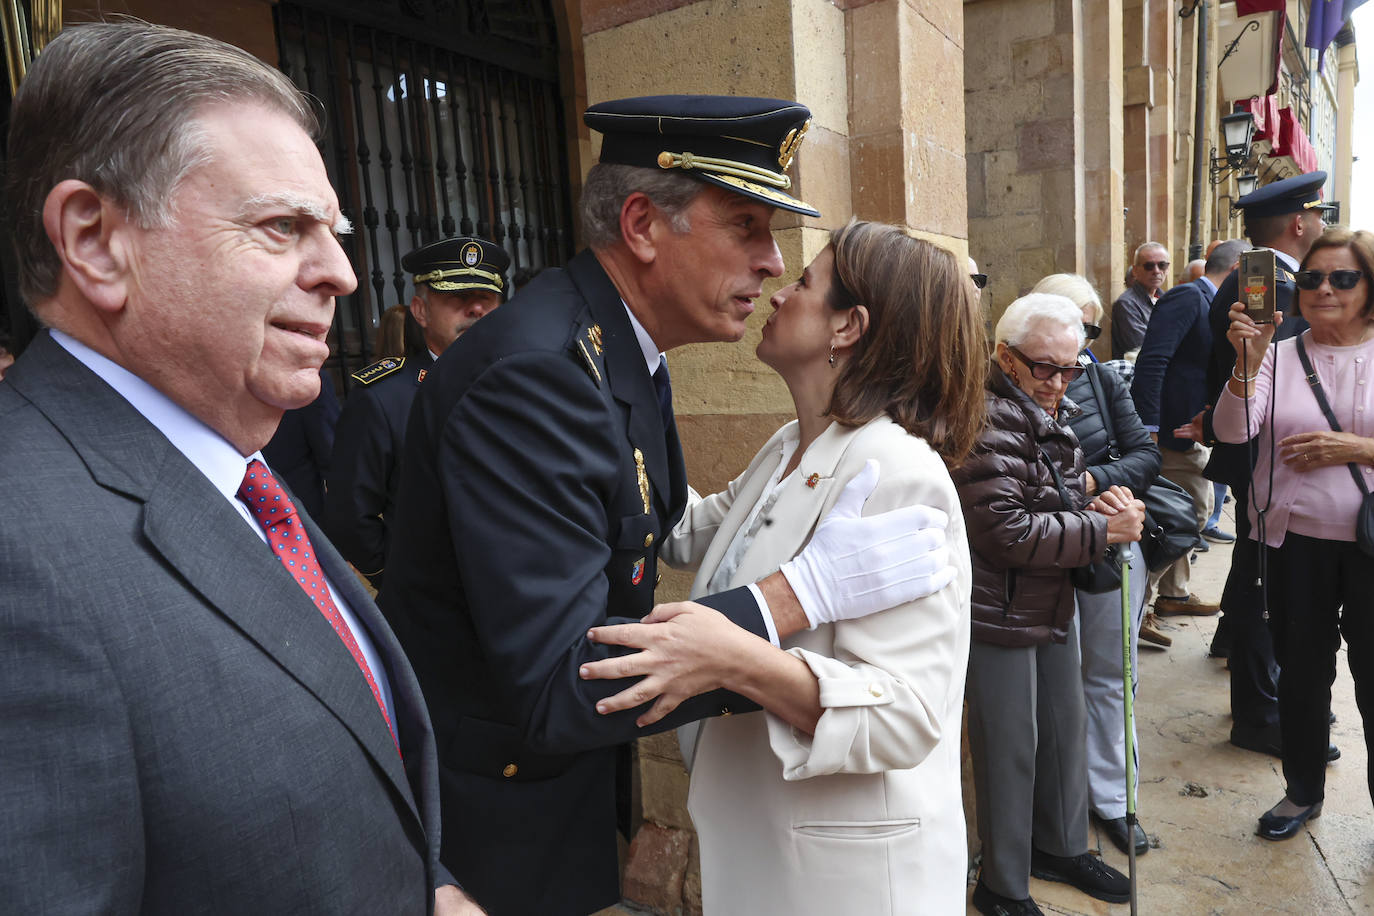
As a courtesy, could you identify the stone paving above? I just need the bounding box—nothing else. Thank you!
[599,502,1374,915]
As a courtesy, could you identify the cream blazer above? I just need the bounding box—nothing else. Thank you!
[664,416,972,915]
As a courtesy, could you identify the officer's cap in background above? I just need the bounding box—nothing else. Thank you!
[584,95,820,218]
[402,236,510,296]
[1235,170,1328,219]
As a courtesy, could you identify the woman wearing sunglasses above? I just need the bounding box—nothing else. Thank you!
[1213,227,1374,842]
[1031,273,1161,856]
[954,293,1146,916]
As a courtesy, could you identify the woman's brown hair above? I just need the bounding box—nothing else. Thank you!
[824,219,988,465]
[1300,227,1374,318]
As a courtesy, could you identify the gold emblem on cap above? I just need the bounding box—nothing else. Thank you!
[461,242,482,267]
[777,119,811,171]
[588,324,604,355]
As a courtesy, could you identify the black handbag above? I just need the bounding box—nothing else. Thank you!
[1085,362,1200,572]
[1295,336,1374,557]
[1039,444,1123,594]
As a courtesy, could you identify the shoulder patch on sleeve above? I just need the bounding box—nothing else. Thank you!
[350,357,406,386]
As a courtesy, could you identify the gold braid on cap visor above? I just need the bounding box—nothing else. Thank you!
[413,266,505,290]
[656,151,792,190]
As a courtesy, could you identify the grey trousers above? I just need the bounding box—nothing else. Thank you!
[1153,444,1212,598]
[1076,542,1147,819]
[967,623,1090,900]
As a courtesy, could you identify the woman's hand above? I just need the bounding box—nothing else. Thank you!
[1089,484,1145,543]
[1279,431,1374,472]
[580,602,755,727]
[1226,300,1283,371]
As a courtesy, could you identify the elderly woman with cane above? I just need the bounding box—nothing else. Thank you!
[955,293,1146,916]
[1032,274,1161,856]
[1214,227,1374,841]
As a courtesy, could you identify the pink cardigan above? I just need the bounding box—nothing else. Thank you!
[1213,331,1374,547]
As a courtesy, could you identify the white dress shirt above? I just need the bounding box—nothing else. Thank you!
[51,330,395,720]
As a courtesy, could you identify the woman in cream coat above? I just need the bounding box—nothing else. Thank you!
[585,220,986,914]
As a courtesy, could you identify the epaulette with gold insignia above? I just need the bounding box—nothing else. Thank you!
[350,356,406,386]
[574,322,606,387]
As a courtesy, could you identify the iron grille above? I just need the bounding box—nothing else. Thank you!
[274,1,575,388]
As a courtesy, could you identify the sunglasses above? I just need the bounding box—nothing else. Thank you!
[1007,346,1084,382]
[1139,260,1170,271]
[970,273,989,290]
[1082,323,1102,341]
[1294,269,1365,291]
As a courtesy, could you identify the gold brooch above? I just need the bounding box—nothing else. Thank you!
[805,472,820,489]
[587,324,604,355]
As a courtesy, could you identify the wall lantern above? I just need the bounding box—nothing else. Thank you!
[1210,111,1258,186]
[1236,172,1259,198]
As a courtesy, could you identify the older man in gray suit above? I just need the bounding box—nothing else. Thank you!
[0,22,479,915]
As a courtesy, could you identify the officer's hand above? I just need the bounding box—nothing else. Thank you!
[435,885,486,915]
[780,460,955,629]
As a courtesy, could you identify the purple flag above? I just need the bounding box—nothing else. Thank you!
[1306,0,1367,70]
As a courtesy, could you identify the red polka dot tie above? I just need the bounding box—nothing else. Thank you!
[238,459,398,753]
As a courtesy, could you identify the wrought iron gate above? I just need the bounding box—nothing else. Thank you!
[273,1,575,387]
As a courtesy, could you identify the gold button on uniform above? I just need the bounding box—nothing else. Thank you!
[502,763,518,778]
[644,532,654,547]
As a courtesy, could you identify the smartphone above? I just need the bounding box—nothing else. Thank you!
[1240,248,1276,324]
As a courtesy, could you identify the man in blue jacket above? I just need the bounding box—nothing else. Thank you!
[1132,240,1246,615]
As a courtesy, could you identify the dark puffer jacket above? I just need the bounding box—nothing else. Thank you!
[951,366,1109,647]
[1065,361,1161,495]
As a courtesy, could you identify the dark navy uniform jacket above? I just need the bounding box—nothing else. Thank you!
[262,369,340,520]
[378,250,766,916]
[1132,277,1215,453]
[1201,260,1308,487]
[323,351,434,588]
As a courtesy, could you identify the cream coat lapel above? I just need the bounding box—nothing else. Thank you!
[690,420,862,597]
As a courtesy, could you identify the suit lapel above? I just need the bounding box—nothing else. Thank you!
[13,334,422,835]
[568,251,677,520]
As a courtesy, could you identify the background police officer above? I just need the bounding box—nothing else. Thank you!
[323,236,509,588]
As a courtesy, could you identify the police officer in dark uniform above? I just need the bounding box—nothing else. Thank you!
[1184,171,1339,760]
[323,236,509,588]
[378,96,957,915]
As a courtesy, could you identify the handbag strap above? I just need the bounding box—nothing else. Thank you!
[1294,334,1370,499]
[1084,363,1122,460]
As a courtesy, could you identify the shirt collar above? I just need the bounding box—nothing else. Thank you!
[50,329,257,501]
[1199,275,1218,296]
[621,300,663,376]
[1274,249,1300,272]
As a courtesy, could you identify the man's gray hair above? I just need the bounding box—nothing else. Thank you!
[995,293,1086,350]
[1205,239,1248,275]
[1133,241,1167,263]
[6,20,318,307]
[579,163,703,249]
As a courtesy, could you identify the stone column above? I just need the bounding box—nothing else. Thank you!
[1147,0,1175,261]
[1122,0,1153,250]
[1082,0,1125,355]
[965,0,1085,327]
[1333,39,1358,216]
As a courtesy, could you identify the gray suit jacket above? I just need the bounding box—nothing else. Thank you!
[0,333,449,914]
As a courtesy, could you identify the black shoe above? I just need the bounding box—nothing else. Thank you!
[1257,799,1323,841]
[1095,814,1149,855]
[1030,849,1129,904]
[1229,723,1340,762]
[971,880,1044,915]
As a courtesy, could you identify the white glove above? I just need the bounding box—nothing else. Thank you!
[780,459,955,629]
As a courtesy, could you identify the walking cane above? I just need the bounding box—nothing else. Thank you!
[1120,554,1139,915]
